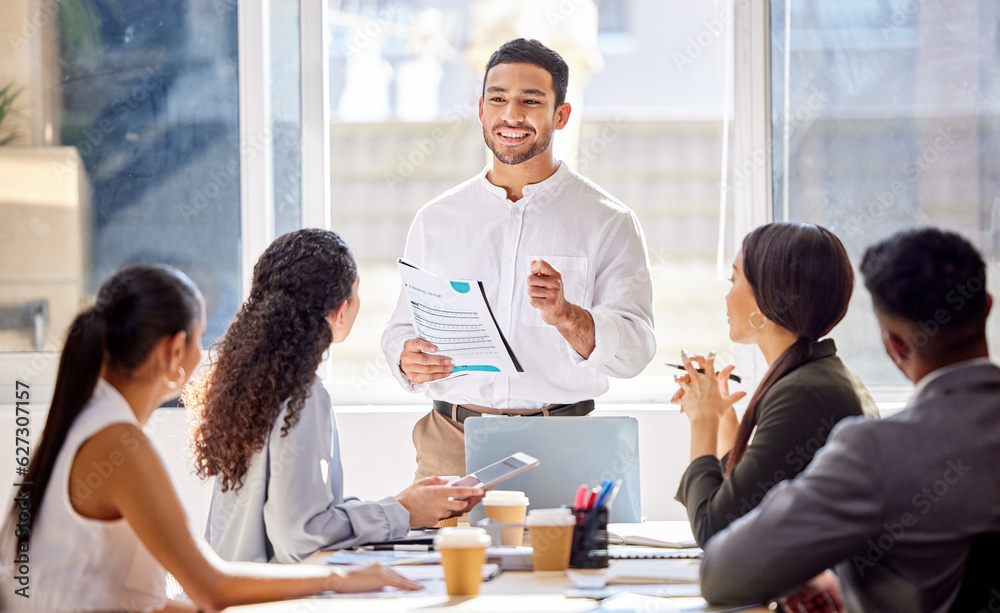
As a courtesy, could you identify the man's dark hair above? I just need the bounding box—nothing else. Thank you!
[861,227,989,346]
[482,38,569,108]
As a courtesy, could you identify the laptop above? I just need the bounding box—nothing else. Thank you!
[464,416,641,523]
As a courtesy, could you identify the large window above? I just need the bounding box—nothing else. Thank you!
[770,0,1000,388]
[0,0,316,514]
[322,0,741,404]
[10,0,985,409]
[0,0,310,367]
[0,0,243,354]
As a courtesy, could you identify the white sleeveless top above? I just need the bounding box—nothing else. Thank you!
[0,379,167,612]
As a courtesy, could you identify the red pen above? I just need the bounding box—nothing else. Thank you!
[585,488,600,509]
[573,484,589,510]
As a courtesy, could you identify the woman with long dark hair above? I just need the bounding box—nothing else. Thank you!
[0,264,420,612]
[674,222,877,547]
[186,229,482,564]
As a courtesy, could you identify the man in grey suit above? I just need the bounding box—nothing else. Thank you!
[699,227,1000,612]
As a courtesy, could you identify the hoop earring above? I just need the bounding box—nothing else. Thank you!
[749,311,767,330]
[163,366,186,390]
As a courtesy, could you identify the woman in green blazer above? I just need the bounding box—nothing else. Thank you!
[674,222,877,547]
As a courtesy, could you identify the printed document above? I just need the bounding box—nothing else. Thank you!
[397,259,522,376]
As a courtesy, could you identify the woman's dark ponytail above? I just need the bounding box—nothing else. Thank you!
[12,309,108,549]
[726,336,813,473]
[5,264,200,551]
[725,223,853,475]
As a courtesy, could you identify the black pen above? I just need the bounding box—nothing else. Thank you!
[666,363,742,384]
[368,544,435,551]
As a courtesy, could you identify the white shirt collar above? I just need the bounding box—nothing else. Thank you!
[912,357,995,398]
[477,161,570,206]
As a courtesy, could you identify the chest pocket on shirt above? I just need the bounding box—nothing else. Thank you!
[521,255,591,328]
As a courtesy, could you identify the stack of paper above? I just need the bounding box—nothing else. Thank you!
[608,546,702,560]
[606,523,699,549]
[606,560,701,585]
[393,563,501,583]
[595,593,719,611]
[324,550,440,566]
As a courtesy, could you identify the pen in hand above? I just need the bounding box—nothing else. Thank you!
[666,363,742,384]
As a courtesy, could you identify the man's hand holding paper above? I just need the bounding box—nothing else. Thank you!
[395,259,522,383]
[400,338,453,384]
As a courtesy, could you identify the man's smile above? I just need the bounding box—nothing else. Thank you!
[495,126,533,144]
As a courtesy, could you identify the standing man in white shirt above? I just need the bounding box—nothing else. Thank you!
[381,38,656,479]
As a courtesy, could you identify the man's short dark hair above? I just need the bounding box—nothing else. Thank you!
[861,227,989,338]
[482,38,569,108]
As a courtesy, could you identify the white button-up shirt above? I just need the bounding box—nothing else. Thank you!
[381,163,655,409]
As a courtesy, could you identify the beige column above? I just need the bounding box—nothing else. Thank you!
[0,0,62,146]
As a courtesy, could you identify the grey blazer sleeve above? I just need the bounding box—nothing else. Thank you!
[699,417,885,605]
[263,383,410,562]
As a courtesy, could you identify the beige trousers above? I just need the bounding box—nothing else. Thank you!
[412,402,593,480]
[412,408,467,480]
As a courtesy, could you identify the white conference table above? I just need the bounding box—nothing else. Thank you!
[225,522,771,613]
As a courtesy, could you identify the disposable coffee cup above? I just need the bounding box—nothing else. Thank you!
[434,527,492,596]
[434,476,461,528]
[526,508,575,571]
[482,490,529,546]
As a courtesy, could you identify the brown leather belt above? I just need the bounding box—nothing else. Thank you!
[433,399,595,425]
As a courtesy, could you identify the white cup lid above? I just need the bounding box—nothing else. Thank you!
[483,490,529,506]
[434,527,492,548]
[526,508,575,526]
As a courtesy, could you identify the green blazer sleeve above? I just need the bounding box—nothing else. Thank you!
[676,352,866,547]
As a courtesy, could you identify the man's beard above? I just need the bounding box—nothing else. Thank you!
[483,123,552,165]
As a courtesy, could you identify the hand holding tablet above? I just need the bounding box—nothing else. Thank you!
[449,452,539,491]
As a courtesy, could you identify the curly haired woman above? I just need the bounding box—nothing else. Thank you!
[186,229,483,563]
[0,264,421,612]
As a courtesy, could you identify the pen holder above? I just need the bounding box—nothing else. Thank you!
[569,507,609,569]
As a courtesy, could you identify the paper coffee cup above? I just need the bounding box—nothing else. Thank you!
[482,490,529,546]
[526,508,575,571]
[434,527,491,596]
[434,476,461,528]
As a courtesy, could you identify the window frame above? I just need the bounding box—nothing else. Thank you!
[0,0,330,405]
[750,0,916,404]
[0,0,913,408]
[239,0,332,290]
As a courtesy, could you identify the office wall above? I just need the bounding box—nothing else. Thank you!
[0,399,693,533]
